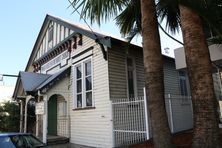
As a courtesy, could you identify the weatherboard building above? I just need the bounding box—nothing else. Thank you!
[12,14,222,147]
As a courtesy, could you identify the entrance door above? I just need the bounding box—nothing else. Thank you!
[48,95,57,135]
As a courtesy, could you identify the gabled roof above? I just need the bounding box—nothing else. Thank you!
[25,14,112,72]
[13,14,174,99]
[25,14,174,72]
[15,67,70,97]
[20,72,51,93]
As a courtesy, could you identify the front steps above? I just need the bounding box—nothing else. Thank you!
[47,135,69,145]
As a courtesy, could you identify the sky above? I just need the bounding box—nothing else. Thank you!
[0,0,183,87]
[0,85,14,103]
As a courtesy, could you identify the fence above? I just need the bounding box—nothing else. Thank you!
[111,96,148,147]
[165,94,193,133]
[111,92,193,146]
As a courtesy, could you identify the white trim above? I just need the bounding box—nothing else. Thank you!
[42,95,48,144]
[72,57,94,109]
[143,87,150,139]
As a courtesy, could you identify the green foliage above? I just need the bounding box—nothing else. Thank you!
[0,101,20,132]
[68,0,222,44]
[188,0,222,44]
[156,0,181,34]
[115,0,141,37]
[69,0,127,25]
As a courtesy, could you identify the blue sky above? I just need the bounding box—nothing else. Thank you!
[0,0,182,86]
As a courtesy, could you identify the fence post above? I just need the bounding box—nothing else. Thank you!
[168,94,174,133]
[110,100,115,147]
[143,87,150,140]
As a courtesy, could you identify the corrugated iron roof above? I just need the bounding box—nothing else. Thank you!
[20,72,51,92]
[19,66,71,94]
[36,67,71,91]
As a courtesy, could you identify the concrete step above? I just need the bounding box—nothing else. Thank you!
[47,135,69,145]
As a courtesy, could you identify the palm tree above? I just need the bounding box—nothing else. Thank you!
[179,4,221,148]
[157,0,222,147]
[140,0,172,147]
[68,0,173,147]
[68,0,222,147]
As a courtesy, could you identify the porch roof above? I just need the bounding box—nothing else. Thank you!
[18,66,71,95]
[20,72,51,93]
[36,66,71,91]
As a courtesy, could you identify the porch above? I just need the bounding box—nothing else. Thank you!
[15,68,71,144]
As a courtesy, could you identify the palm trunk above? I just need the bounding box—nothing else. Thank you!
[140,0,172,147]
[179,5,221,148]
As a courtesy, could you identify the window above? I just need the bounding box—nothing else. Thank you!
[73,59,93,109]
[76,65,82,107]
[85,62,92,106]
[179,71,188,96]
[48,26,53,48]
[126,57,137,99]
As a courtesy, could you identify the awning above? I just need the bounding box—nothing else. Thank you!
[20,72,51,93]
[36,67,71,91]
[19,66,71,94]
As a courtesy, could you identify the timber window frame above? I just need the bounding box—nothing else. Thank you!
[126,56,138,99]
[73,58,93,109]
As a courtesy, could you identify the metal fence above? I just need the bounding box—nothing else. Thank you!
[111,96,149,147]
[165,94,193,133]
[111,91,193,146]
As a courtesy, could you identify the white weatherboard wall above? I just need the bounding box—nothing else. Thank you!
[69,36,112,147]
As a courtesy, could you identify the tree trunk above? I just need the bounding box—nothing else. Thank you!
[179,5,221,148]
[140,0,172,147]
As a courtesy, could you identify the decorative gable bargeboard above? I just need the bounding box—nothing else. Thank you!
[33,20,83,73]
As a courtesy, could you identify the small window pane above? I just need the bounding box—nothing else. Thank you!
[85,62,91,76]
[76,66,82,79]
[86,92,92,107]
[77,80,82,93]
[85,76,92,91]
[77,94,82,107]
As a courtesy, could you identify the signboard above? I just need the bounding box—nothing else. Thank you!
[35,101,45,115]
[41,50,69,72]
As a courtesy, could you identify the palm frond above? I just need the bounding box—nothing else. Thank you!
[115,0,141,36]
[68,0,127,25]
[208,36,222,45]
[179,0,222,36]
[156,0,180,34]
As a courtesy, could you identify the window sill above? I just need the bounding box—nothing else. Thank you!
[72,107,95,111]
